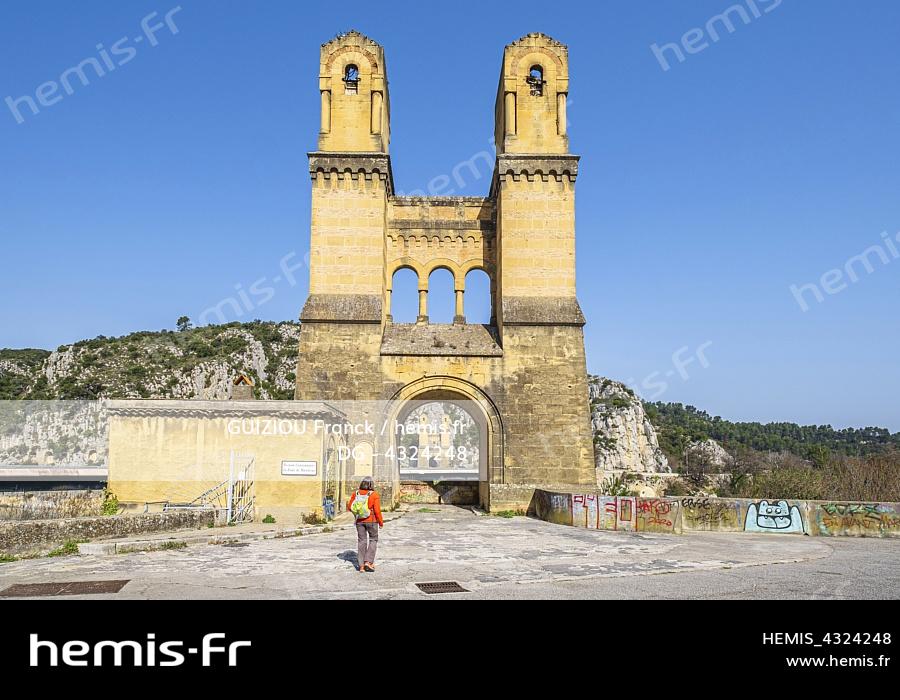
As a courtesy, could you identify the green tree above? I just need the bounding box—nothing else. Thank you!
[176,316,193,333]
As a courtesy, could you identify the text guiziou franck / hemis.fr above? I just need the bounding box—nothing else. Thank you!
[226,417,468,438]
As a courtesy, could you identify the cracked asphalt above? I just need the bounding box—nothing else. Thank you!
[1,506,898,599]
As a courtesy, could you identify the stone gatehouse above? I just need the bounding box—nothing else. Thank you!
[295,30,595,511]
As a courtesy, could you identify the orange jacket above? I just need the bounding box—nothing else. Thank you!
[347,489,383,526]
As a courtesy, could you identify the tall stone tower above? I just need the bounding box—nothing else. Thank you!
[296,31,595,511]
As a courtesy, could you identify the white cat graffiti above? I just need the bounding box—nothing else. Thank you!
[745,500,805,534]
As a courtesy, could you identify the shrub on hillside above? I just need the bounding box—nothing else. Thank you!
[822,450,900,502]
[722,449,900,503]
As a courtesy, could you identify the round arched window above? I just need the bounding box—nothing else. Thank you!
[344,64,360,94]
[527,65,544,96]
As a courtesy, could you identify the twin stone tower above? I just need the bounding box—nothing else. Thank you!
[295,30,595,511]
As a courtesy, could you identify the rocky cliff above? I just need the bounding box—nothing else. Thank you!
[589,376,671,473]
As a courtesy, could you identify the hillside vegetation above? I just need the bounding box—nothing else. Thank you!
[645,401,899,466]
[0,349,52,399]
[0,321,300,401]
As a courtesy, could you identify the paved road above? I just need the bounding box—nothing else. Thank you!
[1,506,898,599]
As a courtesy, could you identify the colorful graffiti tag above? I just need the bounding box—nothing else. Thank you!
[816,503,900,538]
[744,500,805,534]
[572,494,599,529]
[618,497,636,530]
[596,496,635,531]
[570,496,674,532]
[599,496,618,530]
[635,498,679,533]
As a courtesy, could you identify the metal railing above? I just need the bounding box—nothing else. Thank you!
[163,451,255,525]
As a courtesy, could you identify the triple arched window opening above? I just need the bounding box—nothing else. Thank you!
[390,268,493,325]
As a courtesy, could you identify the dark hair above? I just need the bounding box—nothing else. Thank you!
[359,477,375,491]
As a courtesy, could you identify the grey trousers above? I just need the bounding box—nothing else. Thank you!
[356,522,379,565]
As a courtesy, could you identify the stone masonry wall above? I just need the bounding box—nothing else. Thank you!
[0,489,103,522]
[296,318,597,507]
[490,326,595,486]
[0,510,215,555]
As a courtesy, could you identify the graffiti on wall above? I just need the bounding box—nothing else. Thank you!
[816,503,900,538]
[599,496,618,530]
[536,491,575,526]
[567,495,638,531]
[569,496,677,533]
[617,497,636,531]
[597,496,634,530]
[635,498,679,533]
[572,494,599,529]
[536,490,900,539]
[744,500,805,534]
[680,497,742,531]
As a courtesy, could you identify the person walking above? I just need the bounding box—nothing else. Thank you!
[348,477,383,572]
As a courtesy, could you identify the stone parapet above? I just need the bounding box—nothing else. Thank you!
[308,152,394,194]
[301,294,383,324]
[0,510,216,556]
[494,154,580,185]
[501,297,585,326]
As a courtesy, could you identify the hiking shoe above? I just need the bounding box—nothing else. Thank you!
[364,564,375,573]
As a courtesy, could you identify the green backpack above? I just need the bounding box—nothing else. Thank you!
[350,491,371,520]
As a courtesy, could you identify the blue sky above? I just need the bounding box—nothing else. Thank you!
[2,1,899,430]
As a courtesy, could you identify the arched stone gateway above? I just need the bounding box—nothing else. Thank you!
[296,31,597,512]
[384,377,504,507]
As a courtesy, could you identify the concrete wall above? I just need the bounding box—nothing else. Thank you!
[0,489,104,521]
[811,502,900,537]
[107,401,349,525]
[531,490,900,538]
[0,510,214,556]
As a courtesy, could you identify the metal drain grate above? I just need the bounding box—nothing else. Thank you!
[0,580,129,598]
[415,581,469,595]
